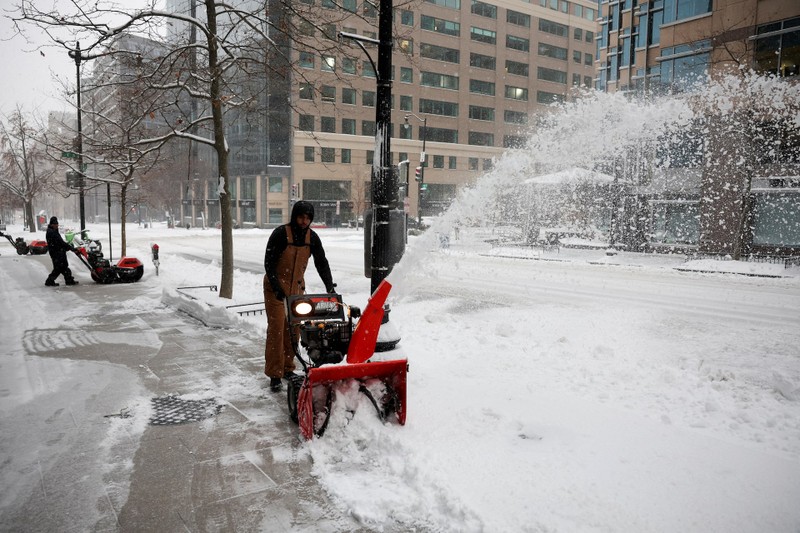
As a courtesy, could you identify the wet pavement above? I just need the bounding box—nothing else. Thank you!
[0,253,367,532]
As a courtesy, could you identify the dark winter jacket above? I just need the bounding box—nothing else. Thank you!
[264,201,334,295]
[46,224,73,267]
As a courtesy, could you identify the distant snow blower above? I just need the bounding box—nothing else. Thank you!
[0,230,47,255]
[72,239,144,283]
[285,280,408,439]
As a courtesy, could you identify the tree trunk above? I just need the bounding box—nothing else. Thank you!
[25,200,35,233]
[120,184,128,257]
[206,0,234,299]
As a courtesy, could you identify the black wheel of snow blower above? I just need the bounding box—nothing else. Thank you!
[287,377,300,424]
[132,265,144,282]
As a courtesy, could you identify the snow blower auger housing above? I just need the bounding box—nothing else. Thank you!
[73,239,144,284]
[285,280,407,439]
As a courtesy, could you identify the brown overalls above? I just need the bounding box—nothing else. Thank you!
[263,225,311,378]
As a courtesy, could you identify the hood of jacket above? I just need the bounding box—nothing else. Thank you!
[290,200,314,227]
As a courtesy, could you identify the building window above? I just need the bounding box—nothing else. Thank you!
[448,156,457,169]
[752,193,800,247]
[400,9,414,25]
[507,10,530,27]
[469,105,495,121]
[268,208,283,224]
[539,18,568,37]
[400,95,413,111]
[574,28,583,41]
[584,76,593,88]
[320,85,336,102]
[342,118,356,135]
[506,35,530,52]
[423,0,461,9]
[663,0,712,24]
[585,53,594,66]
[299,52,315,68]
[483,159,493,170]
[536,90,565,104]
[363,61,376,77]
[366,150,374,164]
[303,179,352,201]
[321,116,335,133]
[572,73,581,86]
[401,67,413,83]
[537,66,568,84]
[539,42,568,61]
[754,18,800,78]
[426,127,459,143]
[504,109,528,124]
[363,90,376,107]
[471,0,497,19]
[650,201,700,245]
[421,15,461,36]
[433,154,445,168]
[469,157,479,170]
[269,176,282,192]
[420,99,459,117]
[342,87,356,105]
[503,135,526,148]
[468,131,494,146]
[506,60,529,77]
[657,41,710,93]
[299,83,314,100]
[471,26,497,44]
[398,38,413,54]
[342,57,357,75]
[299,114,314,131]
[304,146,314,162]
[420,43,460,63]
[340,149,352,164]
[469,79,496,96]
[321,147,335,162]
[399,125,412,139]
[470,52,496,70]
[362,120,376,136]
[321,55,335,71]
[504,85,528,101]
[573,50,582,63]
[421,71,459,90]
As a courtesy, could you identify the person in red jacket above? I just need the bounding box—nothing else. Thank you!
[44,217,78,287]
[263,201,335,392]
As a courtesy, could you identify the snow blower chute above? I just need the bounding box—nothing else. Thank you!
[285,280,407,439]
[72,239,144,283]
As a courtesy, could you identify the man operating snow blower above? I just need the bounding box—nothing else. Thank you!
[44,217,78,287]
[263,200,336,392]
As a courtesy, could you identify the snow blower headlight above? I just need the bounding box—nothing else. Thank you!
[294,301,314,316]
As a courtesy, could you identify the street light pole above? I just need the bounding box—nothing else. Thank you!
[69,43,86,235]
[404,113,427,226]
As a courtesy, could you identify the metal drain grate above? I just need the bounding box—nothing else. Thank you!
[149,395,223,425]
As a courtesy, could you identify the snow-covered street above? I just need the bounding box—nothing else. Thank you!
[1,220,799,532]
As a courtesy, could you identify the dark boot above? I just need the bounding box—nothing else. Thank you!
[45,279,59,287]
[65,279,79,286]
[269,377,282,392]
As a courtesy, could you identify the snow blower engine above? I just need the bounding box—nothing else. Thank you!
[285,280,407,439]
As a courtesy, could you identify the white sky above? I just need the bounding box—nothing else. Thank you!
[0,8,73,116]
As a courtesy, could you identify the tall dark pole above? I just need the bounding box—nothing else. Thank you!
[72,43,86,234]
[418,117,426,226]
[370,0,399,293]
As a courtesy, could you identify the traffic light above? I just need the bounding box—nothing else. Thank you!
[414,166,422,182]
[291,183,299,198]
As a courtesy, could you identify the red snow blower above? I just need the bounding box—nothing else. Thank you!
[72,239,144,283]
[285,280,408,439]
[0,231,48,255]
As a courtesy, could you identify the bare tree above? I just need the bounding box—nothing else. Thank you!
[0,107,57,233]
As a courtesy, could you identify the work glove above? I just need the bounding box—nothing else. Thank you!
[274,289,286,301]
[326,283,337,294]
